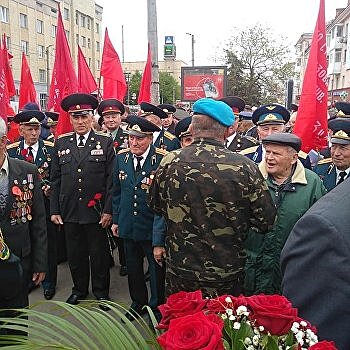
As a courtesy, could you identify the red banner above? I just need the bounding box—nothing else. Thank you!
[293,0,328,153]
[78,45,97,94]
[19,52,38,110]
[138,44,152,104]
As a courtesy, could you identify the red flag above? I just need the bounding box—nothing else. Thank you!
[2,34,15,98]
[138,44,152,104]
[100,28,127,100]
[78,45,97,94]
[48,7,78,135]
[0,41,8,122]
[293,0,328,153]
[19,52,38,110]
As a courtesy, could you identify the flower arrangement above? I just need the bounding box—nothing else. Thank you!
[156,290,337,350]
[87,193,117,254]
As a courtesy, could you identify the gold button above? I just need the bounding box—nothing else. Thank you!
[77,168,82,172]
[78,179,82,182]
[133,203,137,207]
[134,195,137,199]
[78,188,82,192]
[134,187,138,190]
[133,211,137,216]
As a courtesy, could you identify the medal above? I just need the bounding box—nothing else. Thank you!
[27,214,32,221]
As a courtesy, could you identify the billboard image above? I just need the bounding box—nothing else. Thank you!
[181,66,227,102]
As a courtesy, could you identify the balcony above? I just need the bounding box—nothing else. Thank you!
[328,61,342,75]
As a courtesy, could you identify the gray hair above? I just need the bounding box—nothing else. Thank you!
[0,118,7,138]
[191,114,227,139]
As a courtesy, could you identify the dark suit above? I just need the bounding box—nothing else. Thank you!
[281,178,350,350]
[112,145,166,310]
[7,139,57,291]
[50,130,115,298]
[0,158,47,310]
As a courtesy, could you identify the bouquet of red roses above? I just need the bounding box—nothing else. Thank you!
[156,290,337,350]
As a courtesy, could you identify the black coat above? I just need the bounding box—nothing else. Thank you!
[50,130,115,224]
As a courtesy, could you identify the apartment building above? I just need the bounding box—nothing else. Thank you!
[0,0,102,110]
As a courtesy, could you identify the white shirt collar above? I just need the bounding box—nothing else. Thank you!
[133,145,151,168]
[336,167,350,179]
[76,131,91,144]
[226,132,236,146]
[24,141,39,153]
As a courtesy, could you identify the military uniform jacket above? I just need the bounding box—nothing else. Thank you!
[112,145,167,243]
[154,129,180,151]
[148,138,277,282]
[314,158,350,192]
[0,158,47,273]
[50,130,115,224]
[227,134,258,153]
[240,144,312,169]
[112,127,128,153]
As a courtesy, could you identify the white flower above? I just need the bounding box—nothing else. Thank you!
[247,346,254,350]
[253,327,260,335]
[221,314,227,320]
[229,315,236,321]
[300,321,307,327]
[259,326,264,332]
[233,322,241,330]
[244,337,252,345]
[252,335,259,346]
[236,305,248,316]
[226,308,233,316]
[225,296,232,303]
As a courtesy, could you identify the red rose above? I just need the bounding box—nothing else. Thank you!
[158,290,207,330]
[114,141,119,148]
[21,149,28,157]
[309,341,337,350]
[157,312,224,350]
[246,294,298,336]
[94,193,102,200]
[87,200,96,208]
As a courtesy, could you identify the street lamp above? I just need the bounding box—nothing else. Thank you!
[45,44,53,109]
[186,32,195,67]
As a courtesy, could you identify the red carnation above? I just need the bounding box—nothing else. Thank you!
[114,141,119,148]
[309,341,338,350]
[94,193,102,200]
[21,149,28,157]
[87,200,96,208]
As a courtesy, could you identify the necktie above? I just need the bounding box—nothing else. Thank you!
[337,171,347,185]
[225,139,229,148]
[0,169,8,212]
[135,156,143,173]
[78,135,85,147]
[28,146,34,160]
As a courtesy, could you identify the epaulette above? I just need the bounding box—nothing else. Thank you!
[316,157,332,165]
[155,147,168,156]
[298,150,308,159]
[163,131,176,140]
[57,132,74,139]
[117,148,130,155]
[245,136,259,145]
[239,145,259,155]
[94,131,110,137]
[6,141,20,150]
[43,140,54,147]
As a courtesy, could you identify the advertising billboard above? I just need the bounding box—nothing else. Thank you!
[181,66,227,102]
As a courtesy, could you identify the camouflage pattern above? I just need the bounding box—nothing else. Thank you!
[148,138,276,291]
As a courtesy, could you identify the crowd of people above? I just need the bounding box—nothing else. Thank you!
[1,93,350,349]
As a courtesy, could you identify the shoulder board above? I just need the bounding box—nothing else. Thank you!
[245,136,259,144]
[94,131,110,137]
[155,147,168,156]
[240,145,259,155]
[298,150,308,159]
[6,141,20,150]
[57,132,74,139]
[43,140,54,147]
[163,131,176,140]
[316,158,332,165]
[117,148,130,155]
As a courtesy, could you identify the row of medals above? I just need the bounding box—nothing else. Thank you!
[10,180,34,225]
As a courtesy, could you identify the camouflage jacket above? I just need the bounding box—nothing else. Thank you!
[148,138,276,282]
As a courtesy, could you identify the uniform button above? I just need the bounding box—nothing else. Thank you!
[133,203,137,207]
[78,188,82,192]
[134,187,138,190]
[133,211,137,216]
[77,168,82,172]
[78,178,82,182]
[134,195,137,199]
[79,197,82,201]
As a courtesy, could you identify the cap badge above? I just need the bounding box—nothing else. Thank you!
[131,125,142,132]
[264,114,278,121]
[76,105,81,110]
[266,106,276,111]
[334,130,349,138]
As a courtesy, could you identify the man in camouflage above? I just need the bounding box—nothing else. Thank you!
[148,98,276,297]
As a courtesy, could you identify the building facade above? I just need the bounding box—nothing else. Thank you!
[0,0,102,110]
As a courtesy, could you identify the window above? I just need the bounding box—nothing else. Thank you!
[96,41,100,52]
[20,13,28,28]
[88,58,91,67]
[36,19,44,34]
[87,38,91,48]
[75,12,79,25]
[337,26,343,38]
[81,36,86,47]
[37,45,45,58]
[87,18,90,30]
[96,23,99,34]
[63,8,69,20]
[0,6,9,23]
[39,93,47,110]
[21,40,29,55]
[4,36,10,51]
[80,15,85,27]
[39,69,46,83]
[51,25,57,37]
[335,49,342,63]
[65,30,70,40]
[76,34,79,45]
[96,60,100,70]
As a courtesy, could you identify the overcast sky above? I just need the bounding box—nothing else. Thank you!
[97,0,347,65]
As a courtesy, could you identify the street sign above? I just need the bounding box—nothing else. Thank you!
[165,36,174,44]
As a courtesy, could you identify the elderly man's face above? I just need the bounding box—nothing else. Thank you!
[257,124,285,140]
[264,143,298,179]
[129,134,152,156]
[20,124,41,146]
[103,112,121,131]
[70,113,93,135]
[162,114,173,128]
[331,143,350,170]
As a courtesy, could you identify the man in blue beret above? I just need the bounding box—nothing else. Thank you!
[148,97,276,297]
[240,103,312,169]
[314,118,350,191]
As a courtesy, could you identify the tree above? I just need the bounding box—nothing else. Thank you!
[224,24,294,106]
[159,72,180,104]
[128,71,142,105]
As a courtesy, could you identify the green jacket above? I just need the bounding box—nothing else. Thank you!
[244,159,326,295]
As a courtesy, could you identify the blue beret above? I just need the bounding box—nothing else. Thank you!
[192,98,234,127]
[252,104,290,125]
